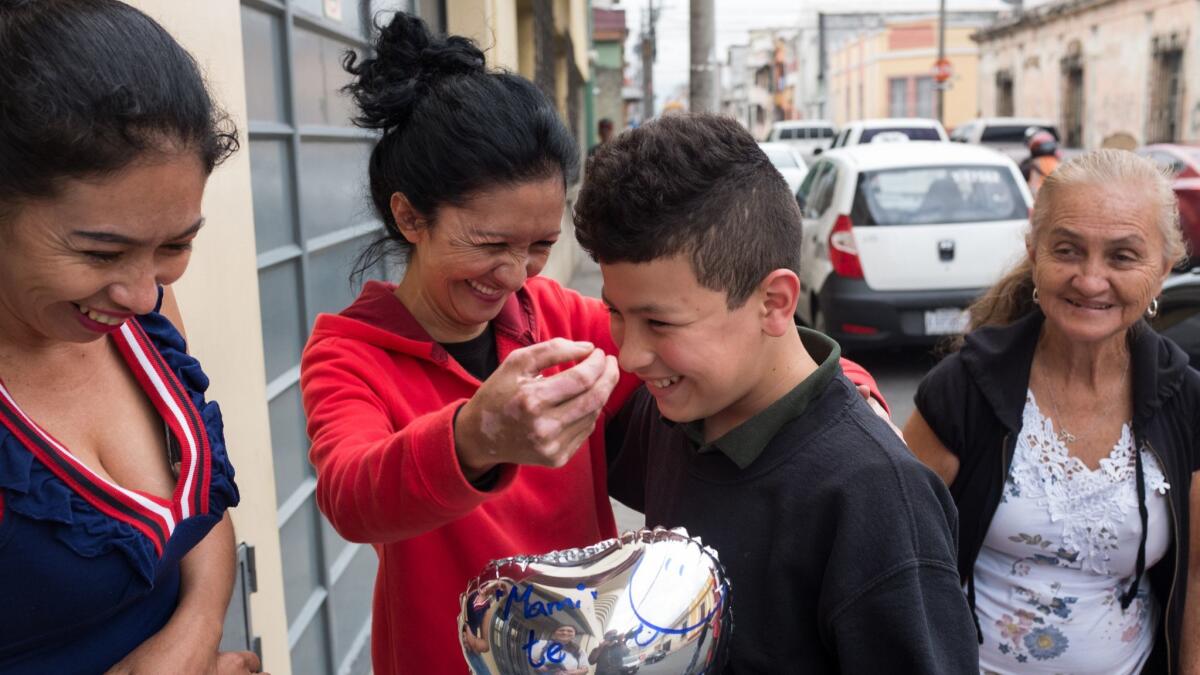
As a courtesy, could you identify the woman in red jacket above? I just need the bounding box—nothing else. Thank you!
[299,13,886,674]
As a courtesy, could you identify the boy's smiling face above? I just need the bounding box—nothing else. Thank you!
[601,254,770,433]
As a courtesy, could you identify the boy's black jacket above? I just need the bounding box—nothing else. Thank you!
[607,373,979,674]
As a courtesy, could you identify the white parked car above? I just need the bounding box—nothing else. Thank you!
[758,142,809,193]
[794,142,1032,351]
[950,117,1059,163]
[823,118,949,155]
[766,120,837,160]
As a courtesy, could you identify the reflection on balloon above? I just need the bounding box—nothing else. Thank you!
[459,528,732,674]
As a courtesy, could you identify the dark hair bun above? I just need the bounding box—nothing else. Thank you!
[343,12,486,131]
[345,11,578,280]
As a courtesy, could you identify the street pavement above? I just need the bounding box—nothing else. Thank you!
[565,255,938,533]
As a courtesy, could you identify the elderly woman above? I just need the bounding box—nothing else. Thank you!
[905,150,1200,673]
[298,12,887,674]
[0,1,253,672]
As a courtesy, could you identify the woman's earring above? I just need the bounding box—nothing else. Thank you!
[1147,298,1159,319]
[1032,287,1039,304]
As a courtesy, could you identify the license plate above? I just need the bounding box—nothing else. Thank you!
[924,307,969,335]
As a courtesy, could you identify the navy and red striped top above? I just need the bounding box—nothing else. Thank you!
[0,307,239,671]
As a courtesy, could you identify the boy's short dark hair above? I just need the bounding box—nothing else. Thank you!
[574,113,802,308]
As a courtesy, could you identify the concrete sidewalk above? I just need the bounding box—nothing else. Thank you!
[564,256,646,534]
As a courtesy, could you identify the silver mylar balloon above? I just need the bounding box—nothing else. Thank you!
[459,527,732,675]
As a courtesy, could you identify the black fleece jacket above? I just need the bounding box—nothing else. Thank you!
[916,310,1200,674]
[607,372,978,674]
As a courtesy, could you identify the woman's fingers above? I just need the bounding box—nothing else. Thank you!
[534,357,618,466]
[462,342,619,471]
[857,384,903,441]
[533,348,610,404]
[539,355,619,427]
[542,408,604,468]
[506,338,596,377]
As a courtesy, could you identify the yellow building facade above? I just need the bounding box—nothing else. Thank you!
[120,1,591,673]
[828,19,984,131]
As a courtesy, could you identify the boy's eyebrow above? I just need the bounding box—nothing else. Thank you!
[600,289,675,315]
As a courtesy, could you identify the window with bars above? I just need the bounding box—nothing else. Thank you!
[995,70,1014,118]
[1061,46,1084,148]
[885,76,935,119]
[914,77,934,119]
[1148,46,1184,144]
[888,78,907,118]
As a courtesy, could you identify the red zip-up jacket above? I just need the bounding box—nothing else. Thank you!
[300,276,884,674]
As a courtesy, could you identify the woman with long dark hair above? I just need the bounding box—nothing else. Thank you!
[299,13,630,673]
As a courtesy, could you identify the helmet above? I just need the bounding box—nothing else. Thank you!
[1027,130,1058,157]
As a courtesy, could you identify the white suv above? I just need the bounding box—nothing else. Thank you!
[823,118,948,155]
[766,120,836,161]
[795,142,1032,351]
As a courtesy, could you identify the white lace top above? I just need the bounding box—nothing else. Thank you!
[976,391,1170,675]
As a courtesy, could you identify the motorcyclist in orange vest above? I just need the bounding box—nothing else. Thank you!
[1019,129,1061,197]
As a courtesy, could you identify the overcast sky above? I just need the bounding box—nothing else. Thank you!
[613,0,1045,112]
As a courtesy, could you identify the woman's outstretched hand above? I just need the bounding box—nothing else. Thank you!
[455,338,620,480]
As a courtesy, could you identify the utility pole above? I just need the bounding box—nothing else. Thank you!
[689,0,716,113]
[817,12,827,120]
[936,0,947,124]
[641,0,659,121]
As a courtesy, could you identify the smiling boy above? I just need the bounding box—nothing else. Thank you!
[574,114,977,672]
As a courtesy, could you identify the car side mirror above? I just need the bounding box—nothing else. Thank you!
[813,147,823,156]
[795,193,807,212]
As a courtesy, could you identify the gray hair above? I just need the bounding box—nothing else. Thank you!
[1031,148,1185,266]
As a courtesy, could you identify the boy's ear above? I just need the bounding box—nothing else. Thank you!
[390,192,428,245]
[758,269,801,337]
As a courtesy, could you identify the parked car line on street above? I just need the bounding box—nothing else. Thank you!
[766,119,837,161]
[759,141,809,194]
[823,118,948,155]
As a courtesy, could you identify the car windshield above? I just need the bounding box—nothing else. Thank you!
[981,124,1059,143]
[764,147,798,168]
[860,127,941,142]
[777,126,832,140]
[979,125,1030,143]
[851,165,1027,225]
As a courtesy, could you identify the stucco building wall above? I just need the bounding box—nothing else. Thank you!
[975,0,1200,148]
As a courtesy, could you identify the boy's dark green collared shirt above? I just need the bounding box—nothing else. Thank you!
[675,327,841,469]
